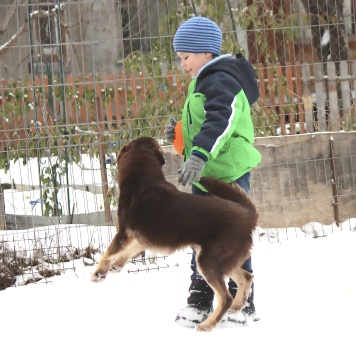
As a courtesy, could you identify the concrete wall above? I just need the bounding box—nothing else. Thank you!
[163,131,356,228]
[250,132,356,227]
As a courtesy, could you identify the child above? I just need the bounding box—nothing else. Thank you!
[165,16,262,327]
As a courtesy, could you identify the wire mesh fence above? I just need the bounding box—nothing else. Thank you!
[0,0,356,290]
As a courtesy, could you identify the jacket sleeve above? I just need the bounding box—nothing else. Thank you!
[192,72,247,160]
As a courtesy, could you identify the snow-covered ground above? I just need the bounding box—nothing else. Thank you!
[0,221,355,356]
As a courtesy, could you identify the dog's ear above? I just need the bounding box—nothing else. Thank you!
[117,144,128,162]
[117,137,165,165]
[154,147,165,166]
[136,137,165,166]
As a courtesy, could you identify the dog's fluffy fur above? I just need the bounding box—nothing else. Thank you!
[91,136,258,332]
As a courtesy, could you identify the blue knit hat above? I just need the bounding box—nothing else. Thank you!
[173,17,222,56]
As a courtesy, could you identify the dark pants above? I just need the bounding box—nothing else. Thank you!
[187,172,255,309]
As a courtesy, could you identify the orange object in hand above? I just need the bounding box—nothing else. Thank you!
[172,120,184,156]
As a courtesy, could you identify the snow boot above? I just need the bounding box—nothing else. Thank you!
[228,280,260,323]
[175,279,214,327]
[175,304,213,328]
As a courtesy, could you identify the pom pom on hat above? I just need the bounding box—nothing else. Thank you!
[173,17,222,56]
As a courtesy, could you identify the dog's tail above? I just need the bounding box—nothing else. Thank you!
[199,177,257,216]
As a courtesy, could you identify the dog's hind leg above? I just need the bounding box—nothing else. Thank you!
[227,267,253,314]
[91,230,144,282]
[195,251,233,332]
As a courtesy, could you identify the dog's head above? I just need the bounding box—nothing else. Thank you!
[117,136,165,166]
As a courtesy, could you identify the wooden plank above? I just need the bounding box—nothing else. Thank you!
[119,72,128,120]
[112,73,122,129]
[12,82,20,149]
[139,71,145,94]
[326,61,339,131]
[130,72,138,117]
[103,73,113,129]
[258,64,268,115]
[301,63,314,132]
[25,78,34,137]
[351,60,356,131]
[42,76,53,129]
[138,71,145,114]
[95,77,105,132]
[85,74,95,125]
[339,60,352,121]
[285,64,295,134]
[277,64,286,135]
[268,65,276,115]
[314,63,327,131]
[16,78,32,147]
[294,63,305,133]
[65,74,75,126]
[77,75,87,125]
[0,79,7,147]
[0,79,11,148]
[33,76,45,133]
[166,71,174,88]
[174,69,189,104]
[351,60,356,96]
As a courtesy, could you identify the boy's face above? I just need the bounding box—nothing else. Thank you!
[177,52,214,78]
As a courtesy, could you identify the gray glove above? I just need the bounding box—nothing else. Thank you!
[164,117,178,144]
[178,155,205,186]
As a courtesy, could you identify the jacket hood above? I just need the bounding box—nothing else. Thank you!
[198,54,260,105]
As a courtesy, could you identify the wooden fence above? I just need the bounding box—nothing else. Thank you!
[1,60,356,152]
[257,60,356,135]
[0,70,189,152]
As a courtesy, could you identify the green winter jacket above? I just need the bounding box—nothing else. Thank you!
[181,54,262,184]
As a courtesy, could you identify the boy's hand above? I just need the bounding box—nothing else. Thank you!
[178,155,205,186]
[164,117,178,144]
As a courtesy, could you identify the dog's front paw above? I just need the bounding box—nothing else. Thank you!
[196,320,216,332]
[91,271,107,283]
[109,265,123,273]
[227,306,243,314]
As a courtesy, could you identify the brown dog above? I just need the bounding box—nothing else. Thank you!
[91,136,258,332]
